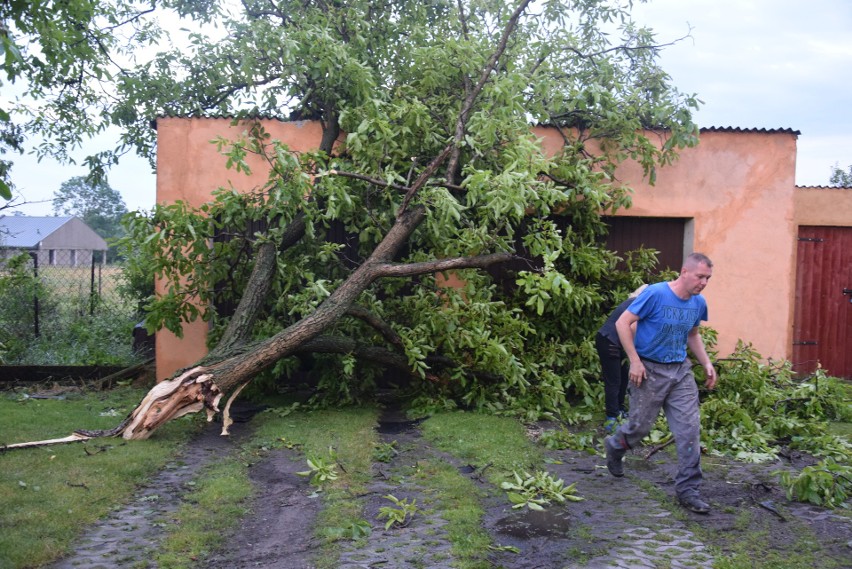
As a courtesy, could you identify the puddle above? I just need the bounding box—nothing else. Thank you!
[495,507,572,538]
[377,417,424,434]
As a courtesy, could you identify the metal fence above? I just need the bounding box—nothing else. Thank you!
[0,250,143,365]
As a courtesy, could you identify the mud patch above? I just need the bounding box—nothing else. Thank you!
[495,507,573,538]
[203,446,322,569]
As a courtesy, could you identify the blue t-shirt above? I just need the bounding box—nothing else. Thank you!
[626,282,708,363]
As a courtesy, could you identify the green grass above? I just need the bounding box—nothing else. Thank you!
[156,459,253,569]
[412,459,493,569]
[0,387,197,569]
[420,411,543,483]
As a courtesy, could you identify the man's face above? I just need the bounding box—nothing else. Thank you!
[681,261,712,296]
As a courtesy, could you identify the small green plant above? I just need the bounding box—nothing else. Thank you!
[297,447,340,489]
[501,470,584,511]
[778,459,852,509]
[326,519,372,540]
[372,440,398,463]
[488,544,521,554]
[377,494,418,529]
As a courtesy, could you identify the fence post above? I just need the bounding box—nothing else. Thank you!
[90,252,96,315]
[29,251,40,338]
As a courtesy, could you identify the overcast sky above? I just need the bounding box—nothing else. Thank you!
[7,0,852,216]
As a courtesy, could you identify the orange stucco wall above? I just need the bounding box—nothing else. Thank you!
[154,117,328,380]
[155,118,814,379]
[537,126,799,360]
[794,187,852,226]
[614,130,798,361]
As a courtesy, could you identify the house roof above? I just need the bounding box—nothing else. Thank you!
[700,126,801,135]
[0,216,108,250]
[0,216,74,248]
[152,115,803,136]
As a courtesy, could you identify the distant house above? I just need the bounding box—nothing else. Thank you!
[0,216,108,267]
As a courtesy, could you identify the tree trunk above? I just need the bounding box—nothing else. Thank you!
[3,1,531,448]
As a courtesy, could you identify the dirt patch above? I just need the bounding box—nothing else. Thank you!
[202,447,322,569]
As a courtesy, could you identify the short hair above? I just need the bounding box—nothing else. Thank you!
[628,284,648,299]
[684,252,713,269]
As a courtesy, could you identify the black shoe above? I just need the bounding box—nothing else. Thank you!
[604,435,624,478]
[679,494,710,514]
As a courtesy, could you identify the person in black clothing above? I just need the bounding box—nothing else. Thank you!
[595,284,647,431]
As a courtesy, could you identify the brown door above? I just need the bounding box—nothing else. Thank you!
[792,226,852,378]
[601,216,687,272]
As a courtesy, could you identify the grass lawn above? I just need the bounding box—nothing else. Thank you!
[0,387,198,569]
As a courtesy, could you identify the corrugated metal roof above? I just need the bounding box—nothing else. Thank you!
[0,216,75,248]
[152,115,802,136]
[699,126,801,135]
[796,185,852,189]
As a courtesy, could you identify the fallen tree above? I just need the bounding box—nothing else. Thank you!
[5,0,703,447]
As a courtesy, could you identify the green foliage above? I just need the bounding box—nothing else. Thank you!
[829,163,852,187]
[0,253,44,359]
[0,255,142,365]
[297,447,340,489]
[779,459,852,509]
[377,494,419,530]
[114,0,699,417]
[700,341,852,464]
[2,0,162,194]
[325,520,372,540]
[52,176,128,261]
[372,440,398,463]
[500,469,584,511]
[537,427,598,454]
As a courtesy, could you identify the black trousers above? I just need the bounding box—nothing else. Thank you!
[595,333,629,418]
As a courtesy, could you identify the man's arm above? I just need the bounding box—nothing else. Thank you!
[615,310,645,386]
[687,326,717,389]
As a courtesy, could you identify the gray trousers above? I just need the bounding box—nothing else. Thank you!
[610,359,703,498]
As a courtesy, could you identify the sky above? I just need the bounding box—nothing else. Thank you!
[6,0,852,217]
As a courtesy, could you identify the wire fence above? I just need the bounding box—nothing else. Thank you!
[0,250,145,366]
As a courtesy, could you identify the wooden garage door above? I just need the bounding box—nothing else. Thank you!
[792,226,852,379]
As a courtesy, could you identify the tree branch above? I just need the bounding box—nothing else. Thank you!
[346,305,403,347]
[375,252,515,278]
[328,169,465,193]
[397,0,532,217]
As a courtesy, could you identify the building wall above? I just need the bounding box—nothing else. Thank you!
[620,130,799,361]
[794,187,852,226]
[155,118,803,379]
[154,117,328,380]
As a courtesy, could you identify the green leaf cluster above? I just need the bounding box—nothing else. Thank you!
[376,494,419,530]
[779,459,852,509]
[699,341,852,464]
[114,0,702,417]
[297,447,340,489]
[500,469,583,511]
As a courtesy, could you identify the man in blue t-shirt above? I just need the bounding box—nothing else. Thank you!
[603,253,718,514]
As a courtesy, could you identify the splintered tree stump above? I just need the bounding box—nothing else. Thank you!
[122,367,223,440]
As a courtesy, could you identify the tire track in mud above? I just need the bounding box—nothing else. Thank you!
[333,412,458,569]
